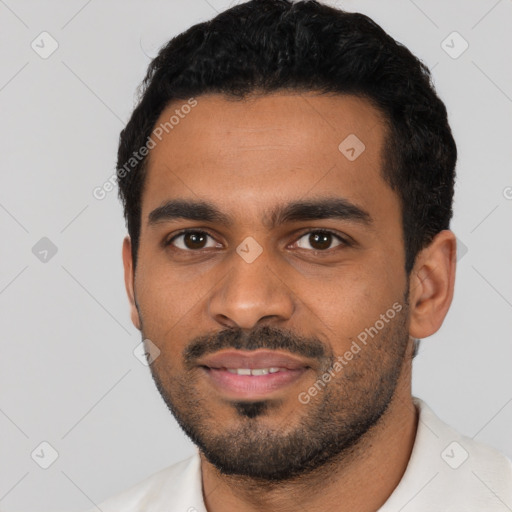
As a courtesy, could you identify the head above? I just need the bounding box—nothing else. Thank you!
[119,0,457,481]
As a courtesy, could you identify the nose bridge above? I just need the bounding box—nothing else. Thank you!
[208,239,295,329]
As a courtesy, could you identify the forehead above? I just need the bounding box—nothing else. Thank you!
[140,92,397,229]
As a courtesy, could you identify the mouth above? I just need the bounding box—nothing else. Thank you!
[197,349,312,399]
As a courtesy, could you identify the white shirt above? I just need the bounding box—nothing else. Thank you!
[88,397,512,511]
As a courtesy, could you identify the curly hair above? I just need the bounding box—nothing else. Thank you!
[116,0,457,275]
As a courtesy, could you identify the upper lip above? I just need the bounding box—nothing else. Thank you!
[198,350,311,370]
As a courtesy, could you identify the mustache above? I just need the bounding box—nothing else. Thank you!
[183,325,331,369]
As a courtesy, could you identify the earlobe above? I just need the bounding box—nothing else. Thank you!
[122,235,141,331]
[408,230,457,340]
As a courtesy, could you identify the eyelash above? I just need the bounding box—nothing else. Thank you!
[163,229,351,253]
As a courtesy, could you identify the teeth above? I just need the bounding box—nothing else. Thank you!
[225,367,287,375]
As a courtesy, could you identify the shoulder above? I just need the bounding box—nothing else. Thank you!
[83,451,204,512]
[409,397,512,508]
[416,396,512,476]
[381,397,512,511]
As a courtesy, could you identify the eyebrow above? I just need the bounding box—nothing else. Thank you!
[147,197,373,230]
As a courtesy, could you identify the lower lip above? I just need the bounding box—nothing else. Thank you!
[202,367,308,399]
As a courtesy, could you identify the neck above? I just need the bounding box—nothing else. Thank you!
[200,352,418,512]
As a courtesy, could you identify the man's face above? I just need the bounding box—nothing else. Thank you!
[125,92,413,480]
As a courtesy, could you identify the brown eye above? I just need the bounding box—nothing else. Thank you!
[166,230,218,251]
[294,230,346,251]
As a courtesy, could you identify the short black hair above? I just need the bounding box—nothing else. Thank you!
[117,0,457,275]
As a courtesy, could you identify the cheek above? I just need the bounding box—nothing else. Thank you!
[301,258,405,344]
[135,256,202,315]
[134,268,199,354]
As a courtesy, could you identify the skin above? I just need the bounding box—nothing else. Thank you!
[122,92,456,512]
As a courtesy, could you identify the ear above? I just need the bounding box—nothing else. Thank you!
[408,230,457,339]
[122,235,141,331]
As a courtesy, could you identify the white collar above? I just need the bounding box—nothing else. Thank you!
[93,396,512,511]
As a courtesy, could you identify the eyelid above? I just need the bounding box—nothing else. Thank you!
[163,228,220,249]
[291,228,352,248]
[163,228,352,252]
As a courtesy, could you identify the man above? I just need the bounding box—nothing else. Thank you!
[90,0,512,510]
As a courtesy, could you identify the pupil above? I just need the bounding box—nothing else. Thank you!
[182,232,332,251]
[186,232,206,249]
[311,232,331,250]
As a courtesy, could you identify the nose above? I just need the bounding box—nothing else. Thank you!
[208,243,295,330]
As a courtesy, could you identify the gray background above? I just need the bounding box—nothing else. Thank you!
[1,0,511,511]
